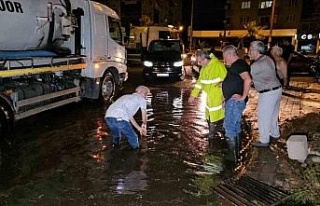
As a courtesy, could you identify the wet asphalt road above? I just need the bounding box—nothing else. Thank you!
[0,65,240,206]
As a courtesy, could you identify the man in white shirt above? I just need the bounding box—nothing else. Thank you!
[105,85,149,149]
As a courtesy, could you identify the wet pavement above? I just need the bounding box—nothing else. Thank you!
[0,64,319,205]
[0,66,233,205]
[244,76,320,187]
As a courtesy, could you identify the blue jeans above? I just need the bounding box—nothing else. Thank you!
[105,117,139,149]
[223,98,246,139]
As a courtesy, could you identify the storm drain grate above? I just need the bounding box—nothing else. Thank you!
[214,175,290,206]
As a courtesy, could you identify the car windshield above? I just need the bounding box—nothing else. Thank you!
[149,41,181,53]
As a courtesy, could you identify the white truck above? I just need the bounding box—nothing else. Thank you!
[0,0,128,136]
[126,26,180,62]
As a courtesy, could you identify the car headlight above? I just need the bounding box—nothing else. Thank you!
[173,60,183,67]
[143,61,153,67]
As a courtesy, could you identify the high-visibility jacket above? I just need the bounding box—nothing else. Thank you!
[191,56,227,122]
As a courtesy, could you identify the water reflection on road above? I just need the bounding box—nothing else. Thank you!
[0,68,248,205]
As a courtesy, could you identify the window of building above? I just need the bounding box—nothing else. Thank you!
[240,16,249,24]
[259,1,272,9]
[241,1,251,9]
[259,16,270,26]
[287,15,296,22]
[290,0,298,6]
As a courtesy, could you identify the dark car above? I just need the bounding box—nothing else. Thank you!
[142,39,186,81]
[289,51,316,75]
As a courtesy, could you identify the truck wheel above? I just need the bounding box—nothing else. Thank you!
[0,107,12,138]
[101,72,115,101]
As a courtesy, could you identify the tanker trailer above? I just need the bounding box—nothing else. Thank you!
[0,0,128,136]
[0,0,74,53]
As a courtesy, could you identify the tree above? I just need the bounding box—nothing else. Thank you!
[241,21,267,40]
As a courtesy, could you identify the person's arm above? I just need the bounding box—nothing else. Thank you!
[141,108,147,128]
[140,108,148,136]
[287,46,294,63]
[188,71,203,104]
[279,60,288,87]
[287,53,293,63]
[232,71,252,101]
[129,114,147,136]
[129,117,140,131]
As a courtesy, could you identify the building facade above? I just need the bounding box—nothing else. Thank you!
[94,0,320,54]
[192,0,303,50]
[104,0,182,29]
[298,0,320,54]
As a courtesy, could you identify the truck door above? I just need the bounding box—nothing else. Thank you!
[107,16,126,63]
[93,13,108,61]
[93,14,126,64]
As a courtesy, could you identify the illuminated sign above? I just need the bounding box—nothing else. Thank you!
[300,34,313,40]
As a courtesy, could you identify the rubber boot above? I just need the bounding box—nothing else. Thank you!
[225,137,237,162]
[207,138,214,154]
[208,122,217,140]
[236,135,241,160]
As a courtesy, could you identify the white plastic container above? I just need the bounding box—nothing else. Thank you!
[287,135,308,162]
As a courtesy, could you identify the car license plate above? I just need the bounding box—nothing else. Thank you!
[157,73,169,77]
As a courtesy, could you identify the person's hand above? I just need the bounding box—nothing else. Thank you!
[231,94,245,101]
[140,124,147,136]
[188,96,196,104]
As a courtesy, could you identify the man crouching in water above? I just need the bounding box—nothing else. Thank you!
[105,85,149,150]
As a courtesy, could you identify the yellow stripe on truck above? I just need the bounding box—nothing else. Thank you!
[0,63,87,78]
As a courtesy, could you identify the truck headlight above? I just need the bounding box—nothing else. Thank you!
[143,61,153,67]
[173,60,183,67]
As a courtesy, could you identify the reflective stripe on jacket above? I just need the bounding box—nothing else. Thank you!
[191,56,227,122]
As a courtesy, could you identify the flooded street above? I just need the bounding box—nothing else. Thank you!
[0,66,249,206]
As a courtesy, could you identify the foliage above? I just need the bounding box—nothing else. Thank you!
[140,15,153,26]
[195,40,207,49]
[240,21,267,40]
[194,174,219,196]
[193,155,223,195]
[288,166,320,205]
[203,154,223,164]
[183,154,223,197]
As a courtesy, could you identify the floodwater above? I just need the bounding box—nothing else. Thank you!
[0,67,252,206]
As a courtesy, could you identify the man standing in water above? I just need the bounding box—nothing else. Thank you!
[222,45,252,162]
[105,85,149,149]
[188,50,227,151]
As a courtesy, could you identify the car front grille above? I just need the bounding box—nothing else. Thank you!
[153,61,171,67]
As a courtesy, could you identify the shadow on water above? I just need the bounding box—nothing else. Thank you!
[0,74,254,205]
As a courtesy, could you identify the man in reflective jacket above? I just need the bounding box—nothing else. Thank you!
[188,50,227,150]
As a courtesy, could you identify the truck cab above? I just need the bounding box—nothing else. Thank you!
[0,0,128,136]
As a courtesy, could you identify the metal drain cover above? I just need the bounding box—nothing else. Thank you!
[214,175,290,206]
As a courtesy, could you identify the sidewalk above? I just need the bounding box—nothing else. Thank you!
[243,76,320,188]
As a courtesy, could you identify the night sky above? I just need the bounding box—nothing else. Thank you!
[181,0,226,45]
[182,0,226,30]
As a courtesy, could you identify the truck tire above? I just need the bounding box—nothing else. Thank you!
[0,106,12,138]
[101,72,115,101]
